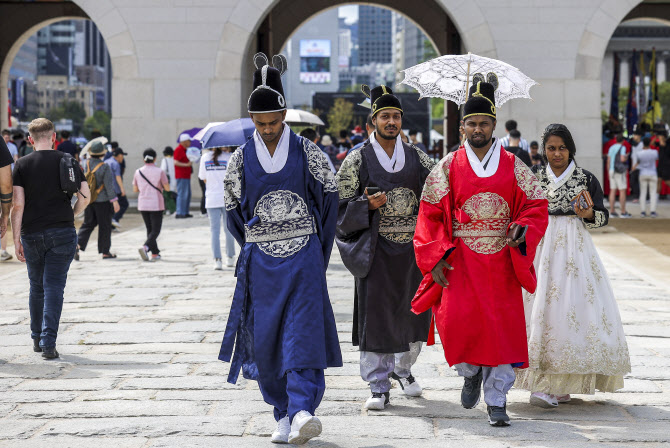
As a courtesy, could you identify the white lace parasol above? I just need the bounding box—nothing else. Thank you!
[400,52,537,107]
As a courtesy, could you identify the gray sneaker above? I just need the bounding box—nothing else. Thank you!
[461,369,483,409]
[0,250,12,261]
[487,404,510,427]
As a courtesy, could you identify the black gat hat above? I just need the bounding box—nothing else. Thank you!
[362,85,403,117]
[248,53,288,114]
[463,72,499,121]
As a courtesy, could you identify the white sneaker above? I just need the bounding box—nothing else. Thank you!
[393,373,422,397]
[226,256,235,267]
[111,219,121,229]
[0,250,12,262]
[555,394,571,403]
[270,415,290,444]
[530,392,558,408]
[138,246,149,262]
[364,392,389,410]
[288,410,322,445]
[214,259,223,270]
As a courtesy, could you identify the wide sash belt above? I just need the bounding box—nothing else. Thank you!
[379,215,417,234]
[453,217,510,238]
[244,215,317,243]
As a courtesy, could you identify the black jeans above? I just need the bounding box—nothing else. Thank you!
[630,169,640,200]
[22,227,77,348]
[77,202,113,254]
[141,211,163,255]
[113,194,129,222]
[199,178,207,215]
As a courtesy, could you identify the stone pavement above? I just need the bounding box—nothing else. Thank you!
[0,215,669,448]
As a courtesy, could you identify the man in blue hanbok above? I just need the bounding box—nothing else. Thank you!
[219,53,342,445]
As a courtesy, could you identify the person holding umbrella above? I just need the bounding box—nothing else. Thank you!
[173,134,193,218]
[412,79,548,427]
[218,53,341,445]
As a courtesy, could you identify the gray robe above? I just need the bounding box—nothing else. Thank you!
[336,141,435,353]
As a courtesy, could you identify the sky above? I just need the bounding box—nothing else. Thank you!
[338,5,358,25]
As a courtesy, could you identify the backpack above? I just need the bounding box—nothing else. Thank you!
[86,160,105,202]
[60,153,81,197]
[613,144,628,174]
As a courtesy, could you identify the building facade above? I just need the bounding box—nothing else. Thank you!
[282,8,340,109]
[2,0,667,191]
[358,5,393,66]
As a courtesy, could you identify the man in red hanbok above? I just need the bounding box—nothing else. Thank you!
[412,79,548,427]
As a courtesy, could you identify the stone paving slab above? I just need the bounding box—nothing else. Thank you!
[0,216,669,446]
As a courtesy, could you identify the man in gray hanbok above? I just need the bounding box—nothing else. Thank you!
[336,86,435,410]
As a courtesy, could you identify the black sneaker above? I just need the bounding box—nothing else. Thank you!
[487,404,510,427]
[32,338,42,353]
[41,347,59,359]
[461,369,483,409]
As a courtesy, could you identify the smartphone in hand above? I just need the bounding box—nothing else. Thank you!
[366,186,381,195]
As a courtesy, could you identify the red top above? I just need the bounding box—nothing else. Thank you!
[412,148,548,368]
[173,144,191,179]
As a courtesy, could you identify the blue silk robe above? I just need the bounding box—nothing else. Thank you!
[219,129,342,385]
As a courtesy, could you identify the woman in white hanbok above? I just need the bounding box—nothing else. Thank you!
[515,124,630,408]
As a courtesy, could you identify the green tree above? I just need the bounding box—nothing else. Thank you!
[326,98,354,136]
[431,98,444,120]
[47,101,86,135]
[83,110,111,140]
[421,38,438,63]
[658,81,670,124]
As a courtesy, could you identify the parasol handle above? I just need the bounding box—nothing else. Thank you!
[464,53,472,101]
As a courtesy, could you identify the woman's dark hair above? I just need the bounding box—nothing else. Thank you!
[212,147,222,166]
[643,136,652,147]
[143,148,157,163]
[163,146,173,156]
[541,123,577,163]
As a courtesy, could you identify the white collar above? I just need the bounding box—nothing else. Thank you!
[464,138,502,178]
[370,132,405,173]
[546,160,575,190]
[254,123,290,174]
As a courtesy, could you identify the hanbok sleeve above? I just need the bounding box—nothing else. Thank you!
[223,147,245,246]
[335,149,378,278]
[582,169,608,229]
[303,138,339,268]
[414,153,457,276]
[510,158,549,293]
[414,145,437,184]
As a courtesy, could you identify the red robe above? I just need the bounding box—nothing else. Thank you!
[412,148,548,368]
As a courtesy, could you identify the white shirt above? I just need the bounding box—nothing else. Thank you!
[6,141,17,171]
[160,157,177,191]
[198,150,231,209]
[500,134,530,152]
[370,132,405,173]
[631,141,644,165]
[636,149,659,177]
[254,124,290,174]
[464,138,502,178]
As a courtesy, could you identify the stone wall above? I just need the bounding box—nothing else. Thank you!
[64,0,644,192]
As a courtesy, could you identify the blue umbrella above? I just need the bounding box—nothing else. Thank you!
[201,118,255,149]
[177,127,202,149]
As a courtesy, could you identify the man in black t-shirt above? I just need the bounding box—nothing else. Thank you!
[504,129,532,167]
[11,118,90,359]
[0,138,13,239]
[56,130,78,159]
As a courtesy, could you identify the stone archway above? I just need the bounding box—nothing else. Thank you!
[0,0,140,133]
[218,0,498,148]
